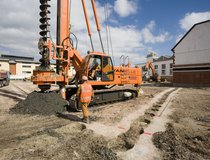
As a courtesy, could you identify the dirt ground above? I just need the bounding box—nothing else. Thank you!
[0,81,209,160]
[153,88,210,160]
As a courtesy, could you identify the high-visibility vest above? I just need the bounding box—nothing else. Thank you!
[80,82,92,103]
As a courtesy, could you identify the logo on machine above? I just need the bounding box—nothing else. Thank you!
[114,69,125,73]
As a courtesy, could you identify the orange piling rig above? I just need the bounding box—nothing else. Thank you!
[32,0,142,106]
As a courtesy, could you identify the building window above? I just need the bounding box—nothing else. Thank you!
[162,64,166,69]
[161,64,166,75]
[22,65,31,68]
[170,63,173,75]
[22,62,31,64]
[170,69,173,75]
[22,71,31,74]
[154,65,158,69]
[162,70,166,75]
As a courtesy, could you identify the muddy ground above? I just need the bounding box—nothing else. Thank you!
[0,81,209,160]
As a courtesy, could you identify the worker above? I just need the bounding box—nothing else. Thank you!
[94,63,102,80]
[76,76,94,124]
[88,62,101,80]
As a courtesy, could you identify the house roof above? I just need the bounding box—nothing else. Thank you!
[153,55,173,62]
[135,62,146,66]
[0,57,9,62]
[1,54,34,61]
[171,20,210,53]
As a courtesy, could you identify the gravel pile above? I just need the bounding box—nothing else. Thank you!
[10,91,67,116]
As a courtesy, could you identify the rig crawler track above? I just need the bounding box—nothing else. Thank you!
[91,89,138,105]
[68,88,139,111]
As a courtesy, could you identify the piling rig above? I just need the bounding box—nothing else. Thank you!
[32,0,142,110]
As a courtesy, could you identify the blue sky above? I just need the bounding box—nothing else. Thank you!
[139,0,210,54]
[0,0,209,65]
[100,0,210,56]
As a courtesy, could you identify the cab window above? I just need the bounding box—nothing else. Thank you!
[88,55,102,81]
[102,56,114,81]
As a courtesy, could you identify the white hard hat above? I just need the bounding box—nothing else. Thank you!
[82,76,88,81]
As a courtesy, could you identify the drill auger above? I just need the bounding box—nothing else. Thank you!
[38,0,51,69]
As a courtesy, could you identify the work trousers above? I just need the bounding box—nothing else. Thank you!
[81,102,90,118]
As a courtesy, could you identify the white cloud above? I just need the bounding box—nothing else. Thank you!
[0,0,170,65]
[141,21,171,44]
[114,0,138,17]
[180,12,210,31]
[0,0,40,58]
[146,20,155,30]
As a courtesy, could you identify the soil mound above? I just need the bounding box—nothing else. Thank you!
[153,123,185,160]
[10,91,67,116]
[63,130,118,160]
[153,123,210,160]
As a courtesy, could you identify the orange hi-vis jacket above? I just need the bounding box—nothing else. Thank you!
[80,82,93,103]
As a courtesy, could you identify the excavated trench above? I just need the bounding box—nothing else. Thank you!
[107,89,176,153]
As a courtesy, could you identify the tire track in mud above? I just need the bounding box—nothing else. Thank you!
[0,116,71,151]
[1,121,119,160]
[0,83,30,102]
[12,83,30,96]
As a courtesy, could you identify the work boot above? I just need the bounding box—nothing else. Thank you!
[82,117,90,124]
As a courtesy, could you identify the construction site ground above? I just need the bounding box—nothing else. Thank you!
[0,81,209,160]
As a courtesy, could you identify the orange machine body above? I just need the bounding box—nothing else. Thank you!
[32,51,142,87]
[32,0,142,97]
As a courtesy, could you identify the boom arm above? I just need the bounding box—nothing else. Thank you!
[145,61,155,78]
[144,61,160,82]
